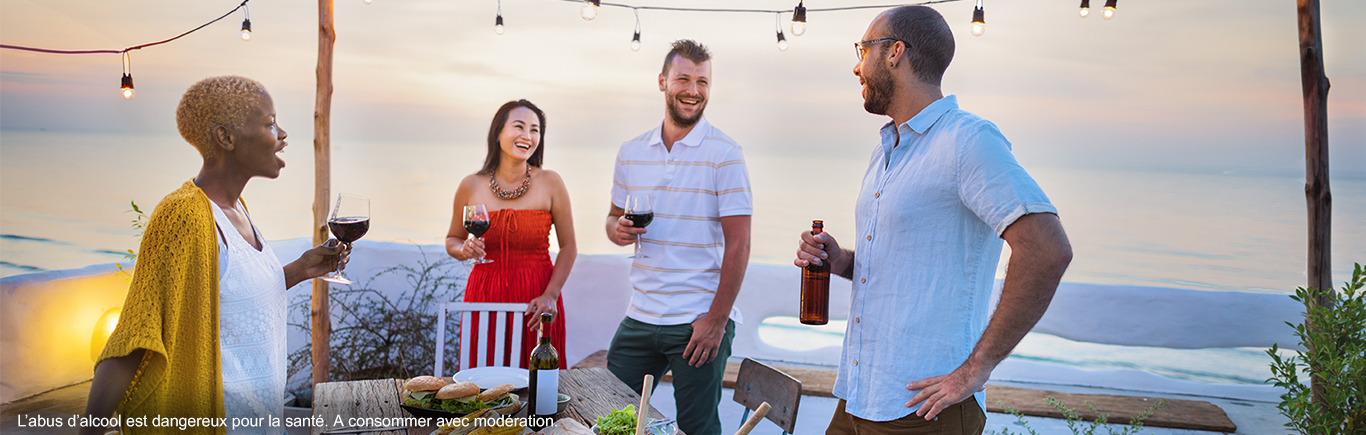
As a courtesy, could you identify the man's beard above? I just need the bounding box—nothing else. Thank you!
[862,64,896,116]
[666,94,706,127]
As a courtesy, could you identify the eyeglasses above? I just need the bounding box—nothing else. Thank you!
[854,38,903,61]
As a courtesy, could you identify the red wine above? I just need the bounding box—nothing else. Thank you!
[526,313,559,430]
[624,212,654,228]
[800,220,830,325]
[464,220,490,238]
[328,217,370,243]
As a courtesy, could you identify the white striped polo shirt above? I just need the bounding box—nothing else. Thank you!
[611,117,753,326]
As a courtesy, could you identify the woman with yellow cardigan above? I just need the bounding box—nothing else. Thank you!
[80,76,345,435]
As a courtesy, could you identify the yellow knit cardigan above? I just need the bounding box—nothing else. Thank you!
[98,180,225,432]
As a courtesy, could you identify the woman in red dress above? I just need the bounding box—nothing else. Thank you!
[446,100,575,369]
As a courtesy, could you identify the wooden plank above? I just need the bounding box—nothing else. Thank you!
[731,359,801,433]
[571,349,609,369]
[985,385,1237,433]
[558,368,668,426]
[311,379,411,435]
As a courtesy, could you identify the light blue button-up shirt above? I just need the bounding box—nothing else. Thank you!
[833,95,1057,421]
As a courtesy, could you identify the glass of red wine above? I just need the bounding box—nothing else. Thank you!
[624,194,654,258]
[463,204,493,264]
[321,193,369,284]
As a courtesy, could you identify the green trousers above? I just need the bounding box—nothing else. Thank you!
[606,317,736,435]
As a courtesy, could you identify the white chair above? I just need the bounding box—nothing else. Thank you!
[434,302,530,377]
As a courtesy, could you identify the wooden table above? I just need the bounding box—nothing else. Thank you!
[311,368,678,435]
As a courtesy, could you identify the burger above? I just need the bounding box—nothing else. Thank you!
[402,377,521,415]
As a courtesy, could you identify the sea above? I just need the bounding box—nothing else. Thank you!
[3,129,1365,387]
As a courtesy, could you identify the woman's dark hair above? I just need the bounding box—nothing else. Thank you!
[479,99,546,175]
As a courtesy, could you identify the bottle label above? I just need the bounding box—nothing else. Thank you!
[534,369,559,415]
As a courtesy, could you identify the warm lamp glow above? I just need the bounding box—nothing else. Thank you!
[90,307,121,361]
[1103,0,1116,20]
[1079,0,1090,18]
[970,4,986,37]
[120,74,134,100]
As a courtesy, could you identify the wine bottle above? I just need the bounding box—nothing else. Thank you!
[526,312,559,429]
[800,220,830,325]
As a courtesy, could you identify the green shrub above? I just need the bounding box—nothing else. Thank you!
[1266,263,1366,435]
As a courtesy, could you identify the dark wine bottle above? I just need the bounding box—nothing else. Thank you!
[800,220,830,325]
[526,312,559,429]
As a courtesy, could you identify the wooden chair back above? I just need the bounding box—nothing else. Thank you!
[732,358,802,434]
[433,302,529,376]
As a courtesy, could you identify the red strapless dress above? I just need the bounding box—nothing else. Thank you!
[462,209,568,369]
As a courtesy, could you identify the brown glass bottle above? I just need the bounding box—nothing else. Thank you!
[800,220,830,325]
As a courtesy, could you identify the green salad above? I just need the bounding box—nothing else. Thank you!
[594,405,637,435]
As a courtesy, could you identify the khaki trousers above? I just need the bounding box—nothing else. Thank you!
[826,397,986,435]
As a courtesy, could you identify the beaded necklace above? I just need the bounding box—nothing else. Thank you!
[490,166,532,200]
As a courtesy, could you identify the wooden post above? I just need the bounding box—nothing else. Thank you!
[1295,0,1332,408]
[311,0,336,386]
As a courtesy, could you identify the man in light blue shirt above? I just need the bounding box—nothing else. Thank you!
[795,6,1073,434]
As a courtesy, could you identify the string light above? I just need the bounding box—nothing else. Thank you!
[630,8,641,51]
[774,13,788,51]
[120,53,134,100]
[495,0,505,34]
[1078,0,1090,18]
[1,0,251,98]
[581,0,600,21]
[240,4,251,42]
[791,1,807,37]
[1102,0,1117,20]
[970,0,985,36]
[364,0,373,3]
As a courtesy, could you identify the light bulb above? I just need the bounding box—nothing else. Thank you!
[1102,7,1114,19]
[631,31,641,51]
[581,1,598,21]
[776,31,788,51]
[495,14,504,35]
[1079,8,1090,18]
[364,0,373,4]
[240,19,251,42]
[792,21,806,36]
[790,1,807,37]
[970,5,985,37]
[120,74,134,100]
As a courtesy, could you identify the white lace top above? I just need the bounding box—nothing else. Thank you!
[211,200,287,434]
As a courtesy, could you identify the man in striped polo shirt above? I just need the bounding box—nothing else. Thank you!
[604,39,753,435]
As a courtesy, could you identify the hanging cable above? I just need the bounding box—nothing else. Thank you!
[791,1,807,36]
[774,13,788,51]
[630,8,642,51]
[1,0,250,54]
[240,3,252,42]
[496,0,506,34]
[969,0,985,36]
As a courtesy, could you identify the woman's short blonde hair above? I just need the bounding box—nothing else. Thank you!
[175,76,267,160]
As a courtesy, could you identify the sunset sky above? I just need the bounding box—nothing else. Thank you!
[2,0,1362,175]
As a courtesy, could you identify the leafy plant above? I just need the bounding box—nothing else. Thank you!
[1266,262,1366,435]
[115,200,147,278]
[287,247,471,388]
[989,397,1167,435]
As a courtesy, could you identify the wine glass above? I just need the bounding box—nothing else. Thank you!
[321,193,370,284]
[463,204,493,264]
[623,194,654,258]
